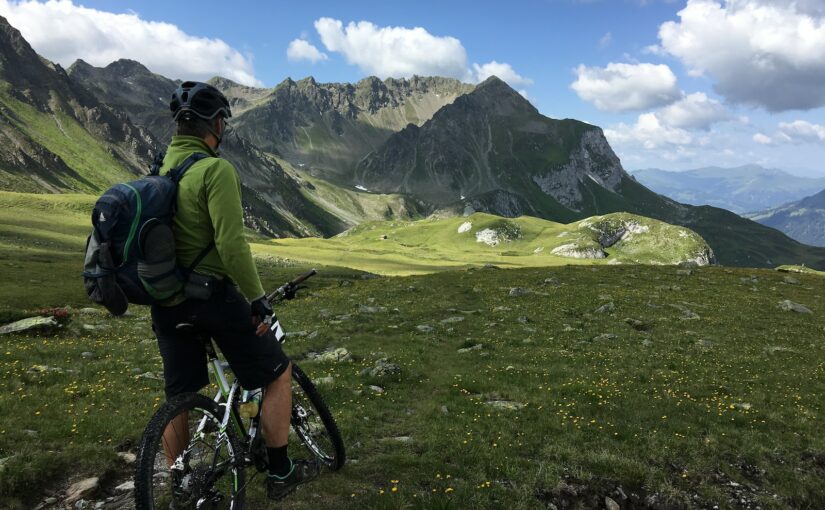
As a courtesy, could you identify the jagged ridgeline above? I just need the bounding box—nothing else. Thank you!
[1,13,824,268]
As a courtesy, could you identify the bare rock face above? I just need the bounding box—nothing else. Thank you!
[551,243,607,259]
[532,129,626,210]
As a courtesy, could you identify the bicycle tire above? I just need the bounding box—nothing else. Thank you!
[135,392,246,510]
[291,363,346,471]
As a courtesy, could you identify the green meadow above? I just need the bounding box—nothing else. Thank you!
[0,191,824,509]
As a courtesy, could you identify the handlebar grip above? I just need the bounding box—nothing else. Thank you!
[290,269,317,286]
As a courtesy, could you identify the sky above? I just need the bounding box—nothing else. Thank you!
[1,0,824,176]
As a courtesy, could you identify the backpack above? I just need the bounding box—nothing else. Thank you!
[82,152,214,316]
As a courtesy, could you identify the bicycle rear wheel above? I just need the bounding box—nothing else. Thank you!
[135,393,246,510]
[290,363,346,471]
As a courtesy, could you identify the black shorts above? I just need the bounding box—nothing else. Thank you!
[151,283,290,399]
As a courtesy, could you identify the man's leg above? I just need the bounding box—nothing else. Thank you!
[260,362,292,475]
[163,412,190,467]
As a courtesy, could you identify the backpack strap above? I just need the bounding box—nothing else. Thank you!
[168,152,209,184]
[183,241,215,278]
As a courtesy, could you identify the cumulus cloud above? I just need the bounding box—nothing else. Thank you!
[753,133,773,145]
[570,62,681,112]
[286,39,328,63]
[656,92,731,130]
[0,0,261,86]
[471,61,533,87]
[312,17,532,89]
[604,112,693,149]
[657,0,825,111]
[314,17,468,79]
[778,120,825,143]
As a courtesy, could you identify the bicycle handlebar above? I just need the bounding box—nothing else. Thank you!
[266,268,317,303]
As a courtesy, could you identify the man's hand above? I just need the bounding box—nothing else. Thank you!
[251,296,274,337]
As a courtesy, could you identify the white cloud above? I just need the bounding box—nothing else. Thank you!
[605,113,693,150]
[657,0,825,111]
[286,39,328,63]
[315,17,468,79]
[471,61,533,87]
[656,92,730,130]
[753,133,773,145]
[598,32,612,49]
[570,62,681,112]
[778,120,825,143]
[0,0,261,86]
[313,17,532,89]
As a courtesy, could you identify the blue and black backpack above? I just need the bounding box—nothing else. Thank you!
[82,152,213,315]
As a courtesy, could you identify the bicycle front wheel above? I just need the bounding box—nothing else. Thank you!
[135,392,246,510]
[291,363,346,471]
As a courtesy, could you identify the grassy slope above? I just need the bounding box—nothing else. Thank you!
[1,192,824,509]
[0,84,134,193]
[253,212,712,276]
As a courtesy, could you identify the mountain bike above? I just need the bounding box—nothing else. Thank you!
[134,269,345,509]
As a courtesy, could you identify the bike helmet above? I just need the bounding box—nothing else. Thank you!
[170,81,232,121]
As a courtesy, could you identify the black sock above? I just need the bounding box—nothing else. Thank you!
[267,445,291,477]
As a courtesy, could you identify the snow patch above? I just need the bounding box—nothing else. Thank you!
[457,222,472,234]
[355,185,369,192]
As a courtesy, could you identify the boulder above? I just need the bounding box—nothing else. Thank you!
[66,477,99,504]
[0,316,59,335]
[778,300,812,314]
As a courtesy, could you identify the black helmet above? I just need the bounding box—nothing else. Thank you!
[170,81,232,121]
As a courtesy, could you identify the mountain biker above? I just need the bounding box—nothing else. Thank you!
[152,81,318,501]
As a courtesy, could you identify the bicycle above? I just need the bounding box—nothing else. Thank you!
[134,269,345,509]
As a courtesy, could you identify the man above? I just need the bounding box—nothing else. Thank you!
[152,81,318,501]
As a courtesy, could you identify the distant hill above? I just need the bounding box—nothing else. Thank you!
[630,165,825,214]
[746,189,825,247]
[255,211,715,275]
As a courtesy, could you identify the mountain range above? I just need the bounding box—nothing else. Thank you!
[0,15,823,269]
[746,189,825,247]
[630,165,825,214]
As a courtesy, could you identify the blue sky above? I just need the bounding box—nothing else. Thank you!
[2,0,825,175]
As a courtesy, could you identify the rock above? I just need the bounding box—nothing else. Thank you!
[543,277,561,286]
[117,452,137,464]
[115,480,135,492]
[493,306,512,312]
[311,347,352,363]
[0,454,15,471]
[551,243,606,259]
[360,273,381,280]
[135,371,163,380]
[778,300,812,314]
[594,302,615,314]
[388,436,413,444]
[670,304,700,320]
[416,325,434,333]
[624,318,649,331]
[517,316,530,324]
[361,358,401,377]
[695,339,714,349]
[440,405,449,415]
[458,344,483,353]
[485,400,526,411]
[66,477,99,504]
[641,339,654,347]
[74,500,88,510]
[358,305,385,314]
[23,429,37,437]
[509,287,530,297]
[562,324,576,332]
[605,496,621,510]
[81,351,97,359]
[0,316,59,335]
[316,376,334,386]
[338,280,353,287]
[482,263,500,269]
[78,308,105,315]
[440,316,465,324]
[676,269,693,276]
[783,276,800,285]
[593,333,618,341]
[44,497,57,504]
[369,385,385,394]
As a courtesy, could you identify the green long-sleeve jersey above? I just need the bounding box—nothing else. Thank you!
[159,135,265,304]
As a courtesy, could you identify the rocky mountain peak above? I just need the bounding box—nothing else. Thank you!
[463,75,538,117]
